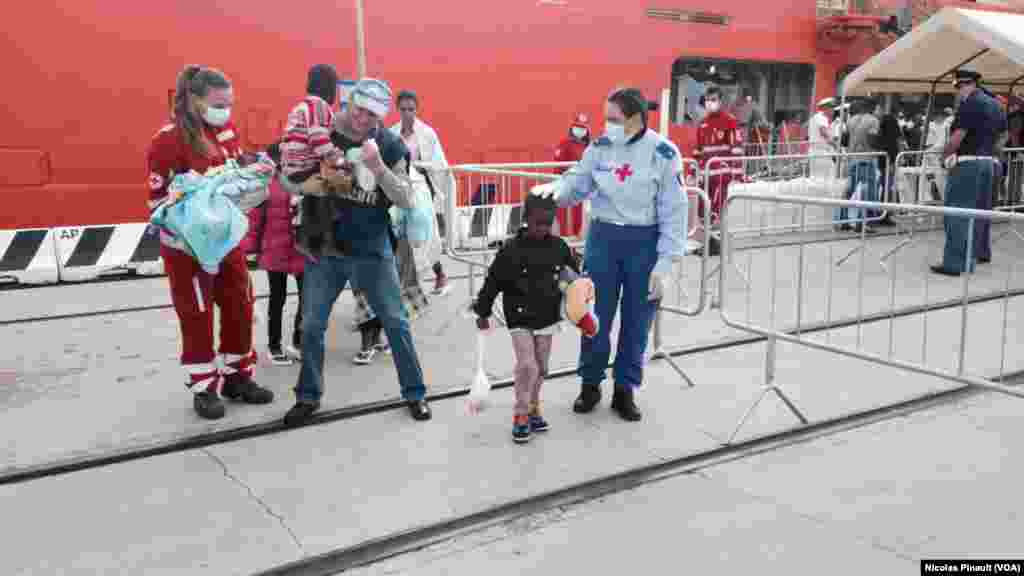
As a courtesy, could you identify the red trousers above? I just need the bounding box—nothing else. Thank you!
[699,173,735,224]
[162,244,256,392]
[556,205,584,237]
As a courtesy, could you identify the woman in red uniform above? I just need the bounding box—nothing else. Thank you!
[552,113,589,237]
[146,65,274,420]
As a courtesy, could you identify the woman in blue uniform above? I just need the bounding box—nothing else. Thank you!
[533,87,687,421]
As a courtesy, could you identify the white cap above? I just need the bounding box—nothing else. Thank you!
[351,78,393,117]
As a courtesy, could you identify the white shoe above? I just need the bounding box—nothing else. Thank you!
[268,349,293,366]
[353,348,376,365]
[433,274,451,296]
[285,344,302,361]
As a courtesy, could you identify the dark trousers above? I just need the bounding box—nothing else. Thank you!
[942,160,994,273]
[267,270,303,351]
[975,163,996,262]
[578,220,659,390]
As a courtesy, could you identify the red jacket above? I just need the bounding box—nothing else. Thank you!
[145,120,244,210]
[692,111,744,178]
[240,177,306,276]
[145,120,246,250]
[553,136,587,174]
[552,132,587,237]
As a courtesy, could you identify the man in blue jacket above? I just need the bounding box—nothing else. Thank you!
[285,78,432,426]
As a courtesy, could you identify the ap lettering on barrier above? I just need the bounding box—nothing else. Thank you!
[53,224,164,282]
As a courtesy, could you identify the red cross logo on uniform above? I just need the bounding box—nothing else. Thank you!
[614,164,633,182]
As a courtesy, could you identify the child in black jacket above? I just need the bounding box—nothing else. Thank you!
[473,194,582,443]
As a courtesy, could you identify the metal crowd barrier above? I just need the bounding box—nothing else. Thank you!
[440,162,580,309]
[648,184,713,387]
[997,147,1024,212]
[894,149,946,207]
[893,151,1023,234]
[895,149,1024,211]
[718,191,1024,443]
[706,151,890,240]
[742,139,812,177]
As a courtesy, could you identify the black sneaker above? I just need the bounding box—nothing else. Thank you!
[283,400,320,427]
[221,373,275,404]
[193,392,225,420]
[408,399,432,421]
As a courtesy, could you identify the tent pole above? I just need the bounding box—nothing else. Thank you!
[1008,74,1024,98]
[940,48,989,82]
[921,80,938,152]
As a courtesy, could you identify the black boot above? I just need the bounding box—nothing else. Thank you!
[221,373,275,404]
[573,385,601,413]
[284,400,320,427]
[611,387,642,422]
[193,391,225,420]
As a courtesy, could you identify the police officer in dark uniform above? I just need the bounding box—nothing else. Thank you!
[933,68,1004,276]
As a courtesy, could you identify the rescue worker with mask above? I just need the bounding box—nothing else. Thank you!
[147,65,275,420]
[689,83,743,256]
[552,113,591,237]
[532,87,687,422]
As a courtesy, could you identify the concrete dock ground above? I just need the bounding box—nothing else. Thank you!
[1,229,1022,574]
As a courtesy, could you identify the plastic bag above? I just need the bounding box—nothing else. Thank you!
[390,179,435,244]
[466,331,490,414]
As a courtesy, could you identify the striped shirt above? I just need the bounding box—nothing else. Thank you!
[281,95,339,179]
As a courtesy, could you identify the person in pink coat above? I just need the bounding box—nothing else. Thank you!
[242,141,306,365]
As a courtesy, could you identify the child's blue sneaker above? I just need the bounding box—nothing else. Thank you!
[513,415,532,444]
[529,414,549,432]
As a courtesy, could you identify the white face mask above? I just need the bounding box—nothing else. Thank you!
[203,106,231,127]
[706,101,721,113]
[604,121,625,143]
[571,126,587,140]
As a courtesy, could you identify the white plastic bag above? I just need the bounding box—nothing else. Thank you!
[850,181,865,202]
[466,331,490,414]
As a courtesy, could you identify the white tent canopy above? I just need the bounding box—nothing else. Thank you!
[841,7,1024,97]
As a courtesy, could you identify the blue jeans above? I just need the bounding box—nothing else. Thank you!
[834,159,879,224]
[974,161,996,262]
[296,252,426,403]
[942,160,994,274]
[578,220,659,390]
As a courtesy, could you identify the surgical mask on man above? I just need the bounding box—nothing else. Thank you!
[203,107,231,127]
[706,101,721,113]
[604,121,625,143]
[571,126,587,140]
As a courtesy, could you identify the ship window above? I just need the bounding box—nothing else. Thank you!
[670,57,815,130]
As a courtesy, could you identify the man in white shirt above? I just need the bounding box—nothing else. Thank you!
[390,90,456,295]
[809,98,837,180]
[922,108,951,202]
